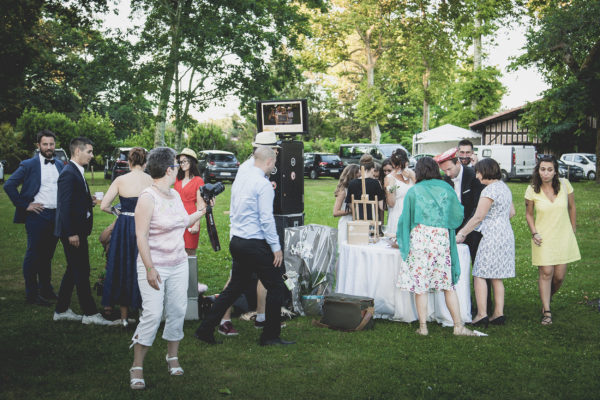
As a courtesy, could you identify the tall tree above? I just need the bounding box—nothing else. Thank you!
[457,0,523,111]
[304,0,403,143]
[514,0,600,182]
[390,1,462,134]
[0,0,111,123]
[131,0,323,148]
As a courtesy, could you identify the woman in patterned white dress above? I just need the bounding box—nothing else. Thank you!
[457,158,516,327]
[333,164,360,246]
[397,157,476,336]
[384,148,414,236]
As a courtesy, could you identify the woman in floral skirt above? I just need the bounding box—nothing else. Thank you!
[396,157,475,336]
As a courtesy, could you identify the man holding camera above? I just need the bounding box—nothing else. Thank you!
[195,147,294,346]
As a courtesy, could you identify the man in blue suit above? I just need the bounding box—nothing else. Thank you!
[53,137,110,325]
[4,130,64,306]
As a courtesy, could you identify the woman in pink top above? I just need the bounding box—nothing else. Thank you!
[129,147,207,390]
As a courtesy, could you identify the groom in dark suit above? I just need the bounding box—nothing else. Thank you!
[4,130,64,306]
[436,148,485,261]
[53,137,110,325]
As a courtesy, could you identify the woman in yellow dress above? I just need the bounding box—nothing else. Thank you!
[525,155,580,325]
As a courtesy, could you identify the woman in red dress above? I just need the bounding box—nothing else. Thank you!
[174,148,205,256]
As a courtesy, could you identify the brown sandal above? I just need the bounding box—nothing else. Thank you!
[541,310,552,325]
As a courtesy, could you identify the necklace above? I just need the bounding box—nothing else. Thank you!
[152,183,171,196]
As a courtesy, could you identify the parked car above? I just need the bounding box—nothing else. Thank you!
[412,153,434,162]
[104,147,136,181]
[34,148,69,165]
[304,153,344,179]
[198,150,240,183]
[339,143,414,168]
[473,145,536,182]
[557,160,585,181]
[560,153,596,181]
[0,160,6,183]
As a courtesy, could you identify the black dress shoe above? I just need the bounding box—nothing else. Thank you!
[467,316,489,328]
[260,337,296,346]
[490,315,506,325]
[194,329,222,345]
[40,291,58,301]
[26,295,52,307]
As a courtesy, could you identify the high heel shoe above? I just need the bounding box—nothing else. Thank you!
[490,315,506,325]
[130,367,145,390]
[166,354,184,376]
[468,316,489,328]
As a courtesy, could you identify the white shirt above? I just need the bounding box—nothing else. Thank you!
[70,159,91,218]
[451,164,464,202]
[33,154,59,209]
[229,165,280,252]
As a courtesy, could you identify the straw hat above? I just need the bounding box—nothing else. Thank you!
[178,148,198,162]
[252,131,281,148]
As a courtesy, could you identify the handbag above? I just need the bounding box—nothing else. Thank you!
[312,293,374,331]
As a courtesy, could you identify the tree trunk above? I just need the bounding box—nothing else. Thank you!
[366,50,381,144]
[472,16,482,112]
[153,0,185,148]
[422,62,430,133]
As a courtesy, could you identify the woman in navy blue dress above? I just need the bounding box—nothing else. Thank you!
[100,148,153,327]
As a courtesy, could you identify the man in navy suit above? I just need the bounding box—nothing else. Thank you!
[53,137,110,325]
[436,148,485,261]
[4,130,64,306]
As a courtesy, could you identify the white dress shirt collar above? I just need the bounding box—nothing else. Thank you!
[70,159,86,179]
[451,164,464,201]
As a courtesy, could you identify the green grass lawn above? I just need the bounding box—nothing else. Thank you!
[1,175,599,399]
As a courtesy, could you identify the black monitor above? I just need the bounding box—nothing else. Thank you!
[256,99,308,136]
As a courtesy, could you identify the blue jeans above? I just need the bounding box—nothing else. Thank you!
[23,209,58,299]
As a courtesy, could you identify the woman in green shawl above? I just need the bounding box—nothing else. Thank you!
[396,157,475,336]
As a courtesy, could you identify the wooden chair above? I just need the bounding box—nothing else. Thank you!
[349,166,380,241]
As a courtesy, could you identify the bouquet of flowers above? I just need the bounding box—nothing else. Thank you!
[387,184,399,193]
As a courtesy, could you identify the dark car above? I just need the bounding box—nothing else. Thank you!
[558,160,584,181]
[34,148,69,165]
[198,150,239,183]
[104,147,135,181]
[304,153,344,179]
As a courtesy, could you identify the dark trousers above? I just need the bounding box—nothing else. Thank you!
[23,209,58,299]
[197,236,286,341]
[55,236,97,315]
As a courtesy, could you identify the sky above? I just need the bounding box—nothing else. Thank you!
[103,3,548,123]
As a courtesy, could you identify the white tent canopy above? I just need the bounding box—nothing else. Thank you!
[412,124,482,155]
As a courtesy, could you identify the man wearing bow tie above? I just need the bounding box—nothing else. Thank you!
[4,130,64,306]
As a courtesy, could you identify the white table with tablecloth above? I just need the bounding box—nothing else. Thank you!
[336,240,472,327]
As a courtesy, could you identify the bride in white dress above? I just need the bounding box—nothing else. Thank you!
[384,149,415,236]
[333,164,361,246]
[383,149,417,322]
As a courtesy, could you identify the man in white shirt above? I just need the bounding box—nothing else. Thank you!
[53,137,111,325]
[196,147,295,346]
[4,130,64,306]
[436,148,485,261]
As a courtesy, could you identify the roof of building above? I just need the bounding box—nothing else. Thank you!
[469,104,528,129]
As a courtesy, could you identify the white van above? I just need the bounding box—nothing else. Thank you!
[560,153,596,180]
[473,145,536,182]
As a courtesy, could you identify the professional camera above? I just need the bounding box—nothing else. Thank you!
[200,182,225,252]
[200,182,225,201]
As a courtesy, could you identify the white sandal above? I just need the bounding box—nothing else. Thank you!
[129,366,145,390]
[166,354,184,376]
